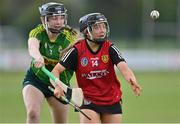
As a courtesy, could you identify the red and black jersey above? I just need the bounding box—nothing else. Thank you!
[60,39,126,105]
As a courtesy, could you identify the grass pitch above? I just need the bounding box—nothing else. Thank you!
[0,70,179,123]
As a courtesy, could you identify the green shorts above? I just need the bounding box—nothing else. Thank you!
[22,68,68,104]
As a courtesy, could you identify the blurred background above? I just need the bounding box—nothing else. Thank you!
[0,0,179,123]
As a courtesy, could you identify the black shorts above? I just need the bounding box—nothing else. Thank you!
[22,68,67,104]
[80,100,122,114]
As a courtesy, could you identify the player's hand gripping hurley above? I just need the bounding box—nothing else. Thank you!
[32,60,84,107]
[48,86,91,120]
[41,66,83,106]
[32,60,91,120]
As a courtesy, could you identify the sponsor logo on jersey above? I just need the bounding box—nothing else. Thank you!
[81,57,88,67]
[44,56,58,66]
[81,69,109,80]
[101,55,109,63]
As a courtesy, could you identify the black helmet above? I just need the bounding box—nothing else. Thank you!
[39,2,67,34]
[79,13,110,44]
[39,2,67,16]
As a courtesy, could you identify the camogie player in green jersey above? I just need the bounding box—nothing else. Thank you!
[22,2,78,123]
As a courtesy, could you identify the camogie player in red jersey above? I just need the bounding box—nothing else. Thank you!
[51,13,142,123]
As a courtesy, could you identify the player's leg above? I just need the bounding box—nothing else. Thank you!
[101,113,122,123]
[47,97,69,123]
[101,101,122,123]
[79,109,101,123]
[22,85,45,123]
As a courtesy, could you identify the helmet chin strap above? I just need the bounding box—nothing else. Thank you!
[48,27,65,34]
[86,35,106,45]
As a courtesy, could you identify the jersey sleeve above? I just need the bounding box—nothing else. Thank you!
[109,44,126,65]
[28,24,44,41]
[60,47,78,71]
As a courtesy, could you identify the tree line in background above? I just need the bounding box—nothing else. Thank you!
[0,0,178,41]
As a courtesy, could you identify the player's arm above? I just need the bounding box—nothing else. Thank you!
[117,62,141,96]
[28,37,44,68]
[51,63,66,97]
[109,45,141,96]
[51,47,78,97]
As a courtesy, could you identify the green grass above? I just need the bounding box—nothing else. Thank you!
[0,70,179,123]
[119,71,180,123]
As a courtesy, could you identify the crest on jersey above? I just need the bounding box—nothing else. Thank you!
[81,57,88,67]
[58,46,62,52]
[101,55,109,63]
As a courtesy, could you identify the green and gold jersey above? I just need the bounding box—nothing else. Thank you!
[29,24,77,86]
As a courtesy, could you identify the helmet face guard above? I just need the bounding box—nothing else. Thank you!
[79,13,110,44]
[87,21,109,44]
[39,2,67,34]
